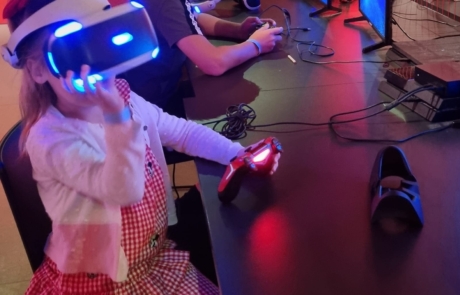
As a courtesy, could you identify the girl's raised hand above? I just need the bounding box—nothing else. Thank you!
[61,65,124,115]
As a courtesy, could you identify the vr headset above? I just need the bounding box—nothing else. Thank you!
[2,0,159,92]
[235,0,261,10]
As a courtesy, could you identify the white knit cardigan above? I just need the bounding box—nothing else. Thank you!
[26,87,243,282]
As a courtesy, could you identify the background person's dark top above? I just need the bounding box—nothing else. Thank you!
[121,0,202,109]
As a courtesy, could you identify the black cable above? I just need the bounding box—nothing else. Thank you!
[259,5,318,44]
[172,163,180,199]
[392,0,416,8]
[173,185,195,189]
[171,163,195,222]
[330,121,454,143]
[260,4,312,35]
[251,85,434,128]
[392,17,417,41]
[296,42,411,64]
[327,86,452,142]
[204,85,454,143]
[203,104,256,139]
[171,162,183,220]
[433,34,460,40]
[393,11,417,15]
[260,5,413,63]
[391,15,460,41]
[259,4,290,15]
[393,13,460,27]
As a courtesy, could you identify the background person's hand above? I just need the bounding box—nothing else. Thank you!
[239,16,277,39]
[248,24,283,54]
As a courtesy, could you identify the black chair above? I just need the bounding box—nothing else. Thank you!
[0,122,51,272]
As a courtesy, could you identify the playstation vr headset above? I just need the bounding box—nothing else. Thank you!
[2,0,159,91]
[234,0,261,10]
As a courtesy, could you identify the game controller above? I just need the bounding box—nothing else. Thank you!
[218,137,283,203]
[255,22,276,30]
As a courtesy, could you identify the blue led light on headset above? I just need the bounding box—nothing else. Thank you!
[112,33,134,45]
[54,22,83,38]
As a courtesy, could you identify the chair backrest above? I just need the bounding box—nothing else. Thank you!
[0,122,51,272]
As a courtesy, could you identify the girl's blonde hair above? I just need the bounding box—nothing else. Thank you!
[8,1,57,153]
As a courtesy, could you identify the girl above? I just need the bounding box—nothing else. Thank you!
[4,0,280,294]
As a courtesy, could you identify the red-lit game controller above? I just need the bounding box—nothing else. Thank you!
[218,137,283,203]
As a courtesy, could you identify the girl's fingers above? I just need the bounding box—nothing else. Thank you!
[101,76,116,90]
[94,81,103,95]
[80,65,94,94]
[270,154,281,175]
[60,77,71,93]
[65,70,76,93]
[94,81,110,100]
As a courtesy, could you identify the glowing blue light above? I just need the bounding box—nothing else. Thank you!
[73,79,85,92]
[72,74,102,92]
[92,74,103,81]
[194,6,201,13]
[112,33,133,46]
[47,52,59,74]
[152,47,160,58]
[87,74,103,84]
[130,1,144,8]
[54,22,83,38]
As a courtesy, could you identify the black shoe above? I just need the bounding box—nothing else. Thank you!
[370,146,424,227]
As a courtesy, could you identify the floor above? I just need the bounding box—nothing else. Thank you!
[0,0,458,293]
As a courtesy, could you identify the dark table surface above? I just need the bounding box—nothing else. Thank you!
[183,1,460,295]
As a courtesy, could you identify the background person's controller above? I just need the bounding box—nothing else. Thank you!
[218,137,283,203]
[255,22,283,36]
[255,22,276,29]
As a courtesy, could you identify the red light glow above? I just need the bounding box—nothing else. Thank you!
[253,148,270,163]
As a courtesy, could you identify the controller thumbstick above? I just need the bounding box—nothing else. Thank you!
[276,143,283,153]
[244,157,257,171]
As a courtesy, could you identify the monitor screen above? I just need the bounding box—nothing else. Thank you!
[360,0,387,38]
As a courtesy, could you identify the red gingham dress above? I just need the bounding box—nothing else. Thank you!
[25,80,219,295]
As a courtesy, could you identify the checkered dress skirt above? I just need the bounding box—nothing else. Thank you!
[25,80,219,295]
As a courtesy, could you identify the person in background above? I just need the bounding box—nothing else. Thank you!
[120,0,283,110]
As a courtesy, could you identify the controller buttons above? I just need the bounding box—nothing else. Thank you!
[243,157,257,171]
